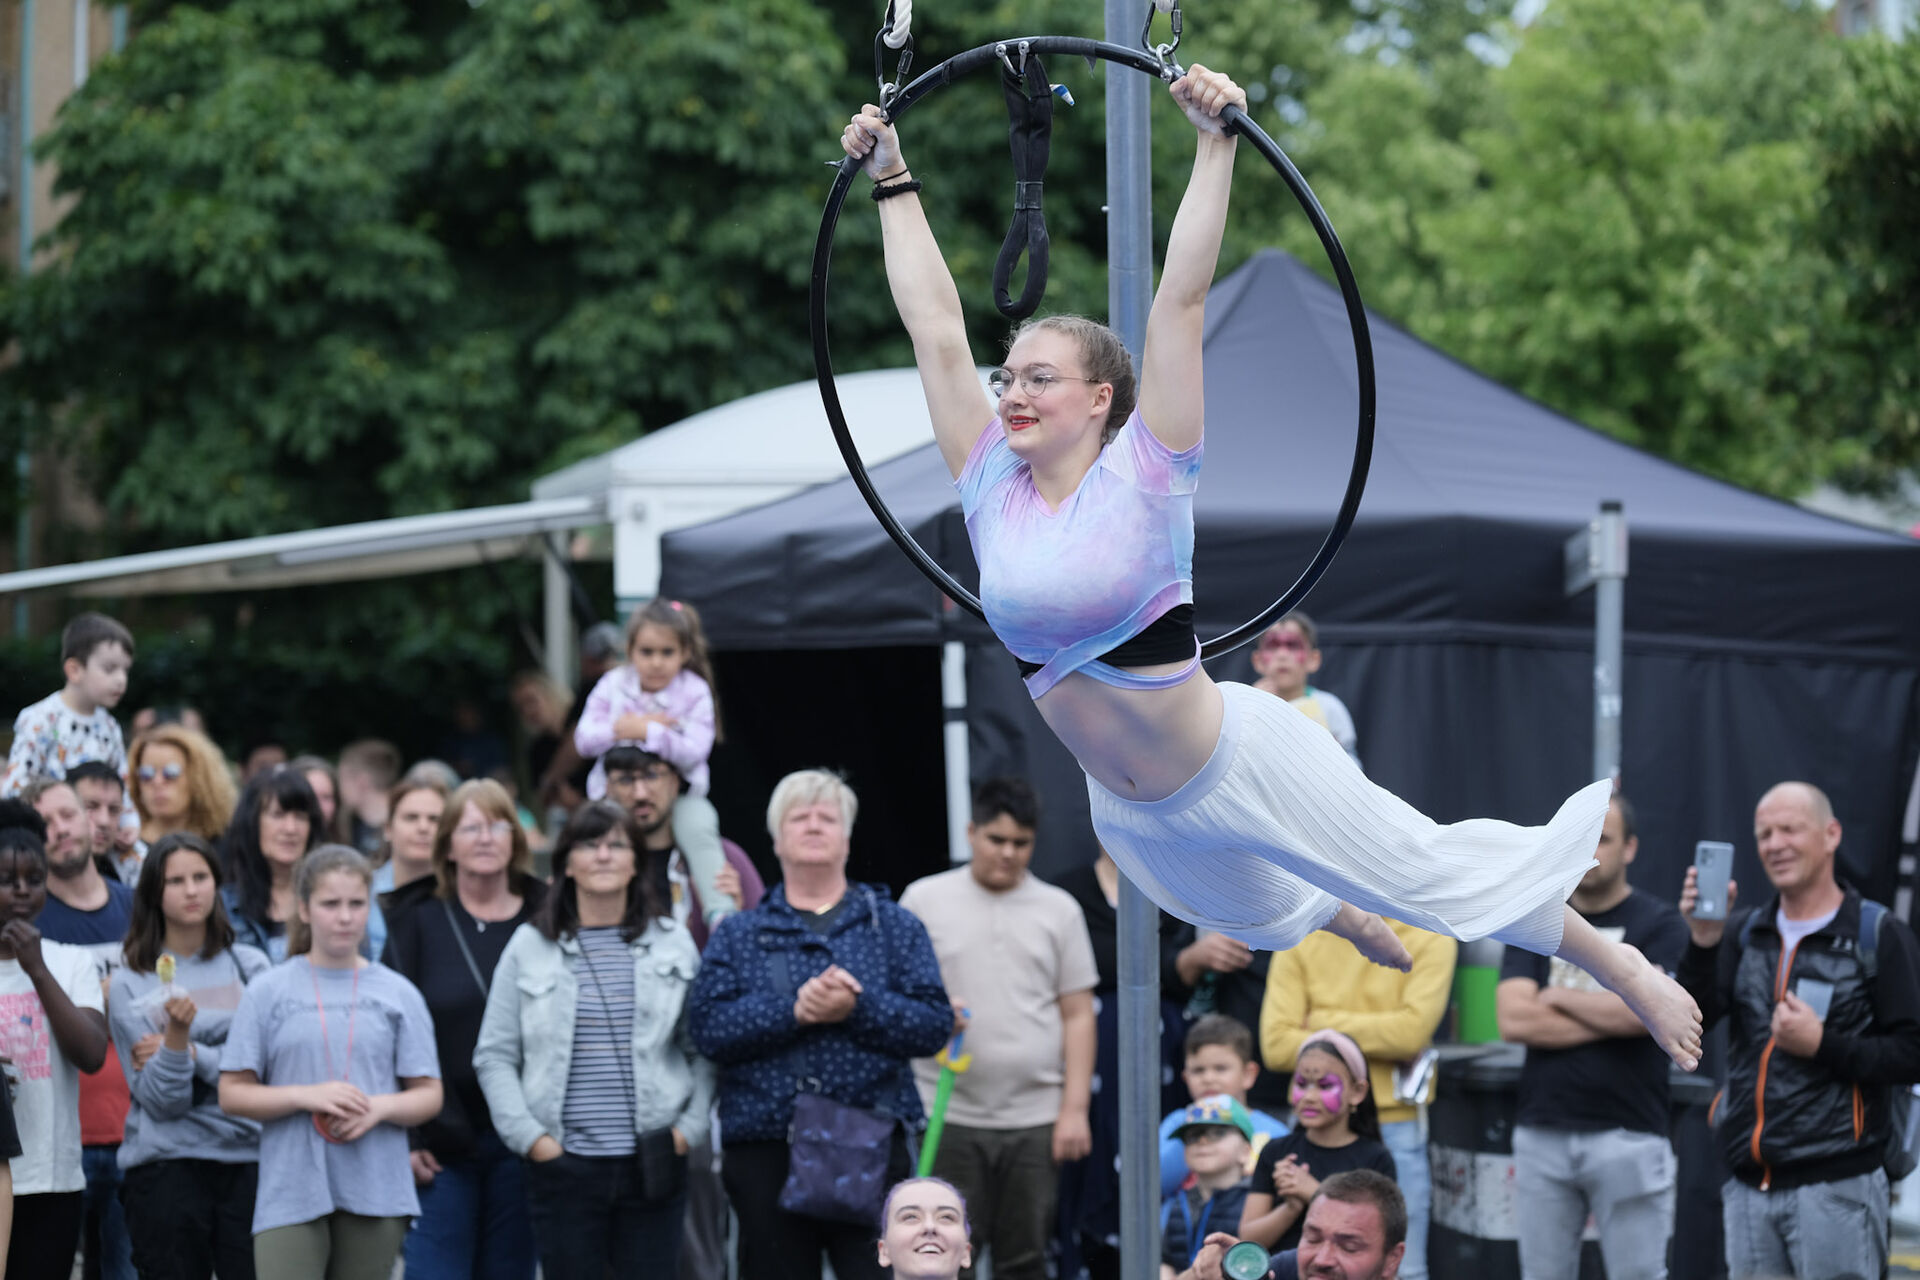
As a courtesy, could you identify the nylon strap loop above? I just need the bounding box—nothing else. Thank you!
[992,51,1054,319]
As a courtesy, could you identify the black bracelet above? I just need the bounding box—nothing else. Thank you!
[871,178,923,202]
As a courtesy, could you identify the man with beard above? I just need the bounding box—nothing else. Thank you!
[598,743,762,1280]
[1496,793,1686,1280]
[65,762,139,885]
[1180,1170,1409,1280]
[25,777,136,1280]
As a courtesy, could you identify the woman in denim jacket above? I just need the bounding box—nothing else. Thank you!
[472,802,714,1279]
[688,769,952,1280]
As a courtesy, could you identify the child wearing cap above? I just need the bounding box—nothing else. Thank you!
[1159,1095,1257,1279]
[1159,1014,1289,1195]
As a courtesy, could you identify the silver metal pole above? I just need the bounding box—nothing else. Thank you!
[941,641,973,864]
[1105,3,1161,1274]
[1592,501,1626,783]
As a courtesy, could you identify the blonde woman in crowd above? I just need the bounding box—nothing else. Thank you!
[129,725,236,846]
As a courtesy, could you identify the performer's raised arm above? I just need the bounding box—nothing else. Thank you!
[1139,65,1245,453]
[843,106,996,476]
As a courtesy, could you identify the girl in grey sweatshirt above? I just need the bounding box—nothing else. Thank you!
[107,834,271,1280]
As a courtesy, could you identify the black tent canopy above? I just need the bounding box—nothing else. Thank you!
[663,249,1920,906]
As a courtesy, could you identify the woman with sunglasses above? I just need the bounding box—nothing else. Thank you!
[474,802,712,1279]
[382,779,545,1280]
[839,66,1702,1069]
[109,833,271,1280]
[129,726,237,847]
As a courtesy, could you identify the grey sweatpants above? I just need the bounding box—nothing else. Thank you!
[1513,1125,1675,1280]
[1721,1169,1889,1280]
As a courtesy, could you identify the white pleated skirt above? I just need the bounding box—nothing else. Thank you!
[1087,681,1609,955]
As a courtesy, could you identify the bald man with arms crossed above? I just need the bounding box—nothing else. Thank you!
[1678,782,1920,1280]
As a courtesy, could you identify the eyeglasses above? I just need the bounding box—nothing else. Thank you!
[605,765,676,787]
[987,367,1102,400]
[579,837,635,856]
[454,820,515,841]
[1259,634,1309,654]
[137,763,184,783]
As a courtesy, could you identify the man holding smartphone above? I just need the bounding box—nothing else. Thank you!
[1496,792,1687,1280]
[1679,781,1920,1280]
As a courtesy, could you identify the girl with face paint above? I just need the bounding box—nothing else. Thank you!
[1236,1031,1397,1254]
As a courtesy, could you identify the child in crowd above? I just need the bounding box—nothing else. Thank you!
[0,805,113,1280]
[4,613,134,798]
[219,845,442,1280]
[1159,1014,1288,1195]
[1159,1096,1256,1279]
[1238,1030,1396,1254]
[110,833,271,1280]
[573,598,732,926]
[1247,612,1358,763]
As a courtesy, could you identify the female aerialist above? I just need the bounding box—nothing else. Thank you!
[841,66,1702,1069]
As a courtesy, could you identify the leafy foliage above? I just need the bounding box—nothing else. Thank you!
[0,0,1914,749]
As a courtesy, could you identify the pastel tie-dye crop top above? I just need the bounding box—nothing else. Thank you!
[955,408,1203,699]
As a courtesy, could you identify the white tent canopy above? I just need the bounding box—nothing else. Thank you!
[0,367,939,684]
[532,367,939,603]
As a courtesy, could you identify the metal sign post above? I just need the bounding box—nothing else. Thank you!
[1564,500,1628,782]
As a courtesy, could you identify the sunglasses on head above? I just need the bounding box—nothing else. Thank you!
[137,763,185,782]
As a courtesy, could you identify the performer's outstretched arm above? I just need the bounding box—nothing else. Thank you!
[843,107,995,477]
[1138,65,1245,453]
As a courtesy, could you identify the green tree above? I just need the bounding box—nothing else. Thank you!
[2,0,850,549]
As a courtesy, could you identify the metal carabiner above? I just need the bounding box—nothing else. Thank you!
[994,39,1031,80]
[1140,0,1183,79]
[875,30,914,115]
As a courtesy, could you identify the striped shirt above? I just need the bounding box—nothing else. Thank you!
[561,928,637,1156]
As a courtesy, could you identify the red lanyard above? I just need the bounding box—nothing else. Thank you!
[309,959,360,1083]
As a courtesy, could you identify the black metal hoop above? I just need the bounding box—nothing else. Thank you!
[810,36,1376,660]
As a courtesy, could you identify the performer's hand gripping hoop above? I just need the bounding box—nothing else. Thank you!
[815,0,1377,660]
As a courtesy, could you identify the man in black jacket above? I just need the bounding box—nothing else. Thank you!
[1678,781,1920,1280]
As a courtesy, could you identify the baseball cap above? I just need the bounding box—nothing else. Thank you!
[1171,1094,1255,1143]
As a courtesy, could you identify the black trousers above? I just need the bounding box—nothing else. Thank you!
[523,1152,685,1280]
[7,1192,84,1280]
[721,1136,912,1280]
[119,1159,257,1280]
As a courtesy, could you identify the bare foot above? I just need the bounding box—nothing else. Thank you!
[1608,944,1704,1071]
[1323,904,1413,972]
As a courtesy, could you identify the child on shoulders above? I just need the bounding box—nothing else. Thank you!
[4,614,133,798]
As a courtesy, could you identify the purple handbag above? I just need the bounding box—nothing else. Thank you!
[775,887,908,1225]
[778,1089,900,1225]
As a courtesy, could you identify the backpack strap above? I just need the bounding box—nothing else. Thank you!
[1859,899,1887,984]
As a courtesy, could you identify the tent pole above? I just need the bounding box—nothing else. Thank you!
[543,535,577,691]
[1105,4,1161,1276]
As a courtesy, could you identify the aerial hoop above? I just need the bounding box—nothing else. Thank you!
[810,34,1376,660]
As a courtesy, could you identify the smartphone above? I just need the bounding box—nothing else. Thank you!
[1693,841,1735,921]
[1796,977,1835,1021]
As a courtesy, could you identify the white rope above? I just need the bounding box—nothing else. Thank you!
[1152,0,1174,12]
[883,0,912,48]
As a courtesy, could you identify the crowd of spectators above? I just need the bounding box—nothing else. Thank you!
[3,606,1917,1280]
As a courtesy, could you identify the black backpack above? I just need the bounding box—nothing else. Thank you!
[1740,899,1918,1179]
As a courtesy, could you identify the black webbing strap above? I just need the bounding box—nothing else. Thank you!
[992,49,1054,320]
